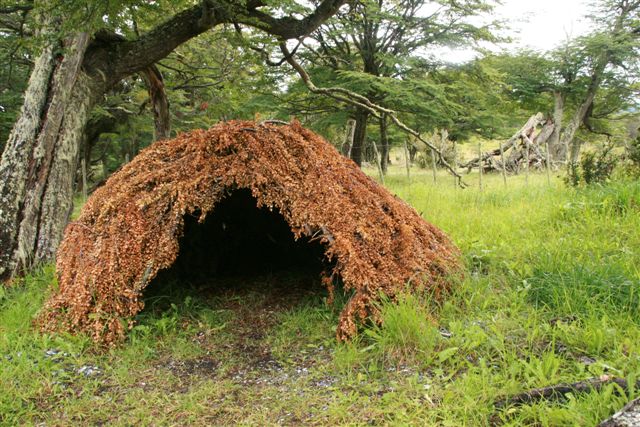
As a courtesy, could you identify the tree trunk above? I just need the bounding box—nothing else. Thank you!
[141,65,170,141]
[340,118,356,158]
[560,90,597,157]
[351,107,368,167]
[34,73,99,263]
[379,113,389,174]
[549,90,565,162]
[0,39,56,280]
[570,138,582,164]
[408,144,417,162]
[0,33,95,280]
[559,54,608,153]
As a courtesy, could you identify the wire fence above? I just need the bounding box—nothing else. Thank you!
[358,140,559,192]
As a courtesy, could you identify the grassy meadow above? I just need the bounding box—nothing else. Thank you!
[1,164,639,426]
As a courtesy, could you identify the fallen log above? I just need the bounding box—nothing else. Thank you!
[461,114,545,169]
[494,375,637,410]
[462,113,554,174]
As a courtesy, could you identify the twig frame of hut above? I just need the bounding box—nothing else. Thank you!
[40,120,460,346]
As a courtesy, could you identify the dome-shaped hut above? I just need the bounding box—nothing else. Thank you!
[40,120,459,345]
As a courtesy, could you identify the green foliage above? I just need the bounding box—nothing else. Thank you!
[276,0,501,147]
[32,0,186,36]
[582,147,618,185]
[627,133,640,176]
[427,59,521,140]
[565,145,618,187]
[485,51,558,111]
[484,5,640,145]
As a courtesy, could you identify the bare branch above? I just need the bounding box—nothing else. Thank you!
[279,43,466,187]
[87,0,347,85]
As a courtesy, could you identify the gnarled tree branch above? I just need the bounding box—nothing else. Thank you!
[83,0,347,86]
[279,43,466,187]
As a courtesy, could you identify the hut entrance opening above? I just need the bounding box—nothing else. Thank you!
[149,188,331,297]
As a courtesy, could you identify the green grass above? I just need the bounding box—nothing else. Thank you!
[1,166,639,425]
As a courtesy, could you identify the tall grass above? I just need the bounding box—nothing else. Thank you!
[383,169,640,322]
[365,293,441,366]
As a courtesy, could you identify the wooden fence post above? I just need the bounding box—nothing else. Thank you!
[545,141,552,185]
[499,142,507,186]
[371,140,385,185]
[525,140,530,186]
[430,149,437,183]
[403,140,411,183]
[342,119,356,158]
[452,141,458,189]
[478,142,483,191]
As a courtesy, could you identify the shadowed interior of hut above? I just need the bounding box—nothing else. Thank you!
[149,188,331,292]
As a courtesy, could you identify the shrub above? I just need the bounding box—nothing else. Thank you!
[626,134,640,177]
[565,144,617,187]
[565,161,582,187]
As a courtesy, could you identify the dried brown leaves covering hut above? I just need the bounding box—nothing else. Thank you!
[40,120,460,345]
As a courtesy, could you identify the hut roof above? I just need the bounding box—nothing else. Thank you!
[40,120,459,345]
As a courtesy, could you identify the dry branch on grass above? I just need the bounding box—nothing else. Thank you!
[494,375,638,409]
[40,120,460,346]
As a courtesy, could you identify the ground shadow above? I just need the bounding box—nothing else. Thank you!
[144,188,335,314]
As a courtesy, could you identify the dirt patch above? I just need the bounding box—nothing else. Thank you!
[159,356,219,380]
[153,272,334,389]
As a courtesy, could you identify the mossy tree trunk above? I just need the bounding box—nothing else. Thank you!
[379,113,390,173]
[351,107,369,167]
[549,90,565,162]
[0,33,96,280]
